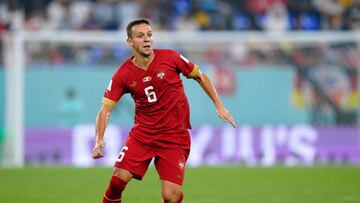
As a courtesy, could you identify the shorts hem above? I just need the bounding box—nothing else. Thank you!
[159,177,183,186]
[114,165,143,181]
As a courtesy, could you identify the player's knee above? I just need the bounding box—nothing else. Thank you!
[162,188,182,203]
[112,167,133,182]
[103,176,127,202]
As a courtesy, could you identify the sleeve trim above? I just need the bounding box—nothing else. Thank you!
[102,97,117,107]
[188,64,199,78]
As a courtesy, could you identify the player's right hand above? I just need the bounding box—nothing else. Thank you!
[92,141,105,159]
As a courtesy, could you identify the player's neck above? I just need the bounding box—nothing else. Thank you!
[132,51,154,71]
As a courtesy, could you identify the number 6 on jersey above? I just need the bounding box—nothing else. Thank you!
[144,86,157,103]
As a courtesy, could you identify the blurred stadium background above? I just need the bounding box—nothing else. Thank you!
[0,0,360,202]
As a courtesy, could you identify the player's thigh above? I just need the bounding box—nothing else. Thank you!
[154,148,190,186]
[114,137,154,180]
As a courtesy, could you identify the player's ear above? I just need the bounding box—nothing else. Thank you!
[127,38,133,47]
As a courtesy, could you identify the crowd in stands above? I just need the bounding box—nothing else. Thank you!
[0,0,359,67]
[0,0,359,32]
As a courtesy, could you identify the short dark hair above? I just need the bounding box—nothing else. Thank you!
[126,19,150,38]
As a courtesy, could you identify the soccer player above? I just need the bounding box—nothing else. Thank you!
[92,19,236,203]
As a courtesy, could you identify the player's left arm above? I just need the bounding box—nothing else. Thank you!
[190,66,236,128]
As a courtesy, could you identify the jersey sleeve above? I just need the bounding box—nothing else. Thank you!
[102,74,127,107]
[173,51,199,79]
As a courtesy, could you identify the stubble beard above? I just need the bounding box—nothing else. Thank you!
[139,48,152,58]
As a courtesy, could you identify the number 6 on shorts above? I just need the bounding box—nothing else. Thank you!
[116,146,128,162]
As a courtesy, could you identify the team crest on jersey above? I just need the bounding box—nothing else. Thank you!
[157,72,165,79]
[178,162,185,169]
[142,76,152,82]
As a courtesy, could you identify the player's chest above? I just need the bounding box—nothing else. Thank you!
[125,64,180,96]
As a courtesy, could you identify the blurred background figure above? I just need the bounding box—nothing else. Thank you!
[263,1,289,33]
[342,1,360,30]
[58,87,85,128]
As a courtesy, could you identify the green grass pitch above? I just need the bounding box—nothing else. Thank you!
[1,166,360,203]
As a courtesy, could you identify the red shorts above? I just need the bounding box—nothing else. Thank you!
[114,136,190,186]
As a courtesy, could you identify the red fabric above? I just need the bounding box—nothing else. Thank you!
[114,137,155,180]
[154,146,189,186]
[177,192,184,203]
[114,137,189,186]
[104,49,195,149]
[102,176,127,203]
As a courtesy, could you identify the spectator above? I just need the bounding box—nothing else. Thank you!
[175,13,199,31]
[312,0,344,30]
[342,2,360,30]
[81,10,102,30]
[58,5,72,30]
[93,0,116,30]
[115,0,140,30]
[244,0,276,30]
[69,0,92,30]
[288,0,321,30]
[263,1,290,33]
[58,88,85,128]
[47,0,67,30]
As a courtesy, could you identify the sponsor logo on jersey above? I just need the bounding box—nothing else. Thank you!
[142,76,152,82]
[130,81,137,87]
[157,71,165,79]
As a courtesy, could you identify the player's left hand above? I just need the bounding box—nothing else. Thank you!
[216,106,236,128]
[92,141,105,159]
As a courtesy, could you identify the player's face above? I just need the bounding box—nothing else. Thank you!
[127,24,153,57]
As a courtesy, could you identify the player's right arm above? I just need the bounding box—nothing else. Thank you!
[92,102,115,159]
[92,70,125,159]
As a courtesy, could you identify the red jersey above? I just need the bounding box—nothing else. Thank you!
[103,49,199,149]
